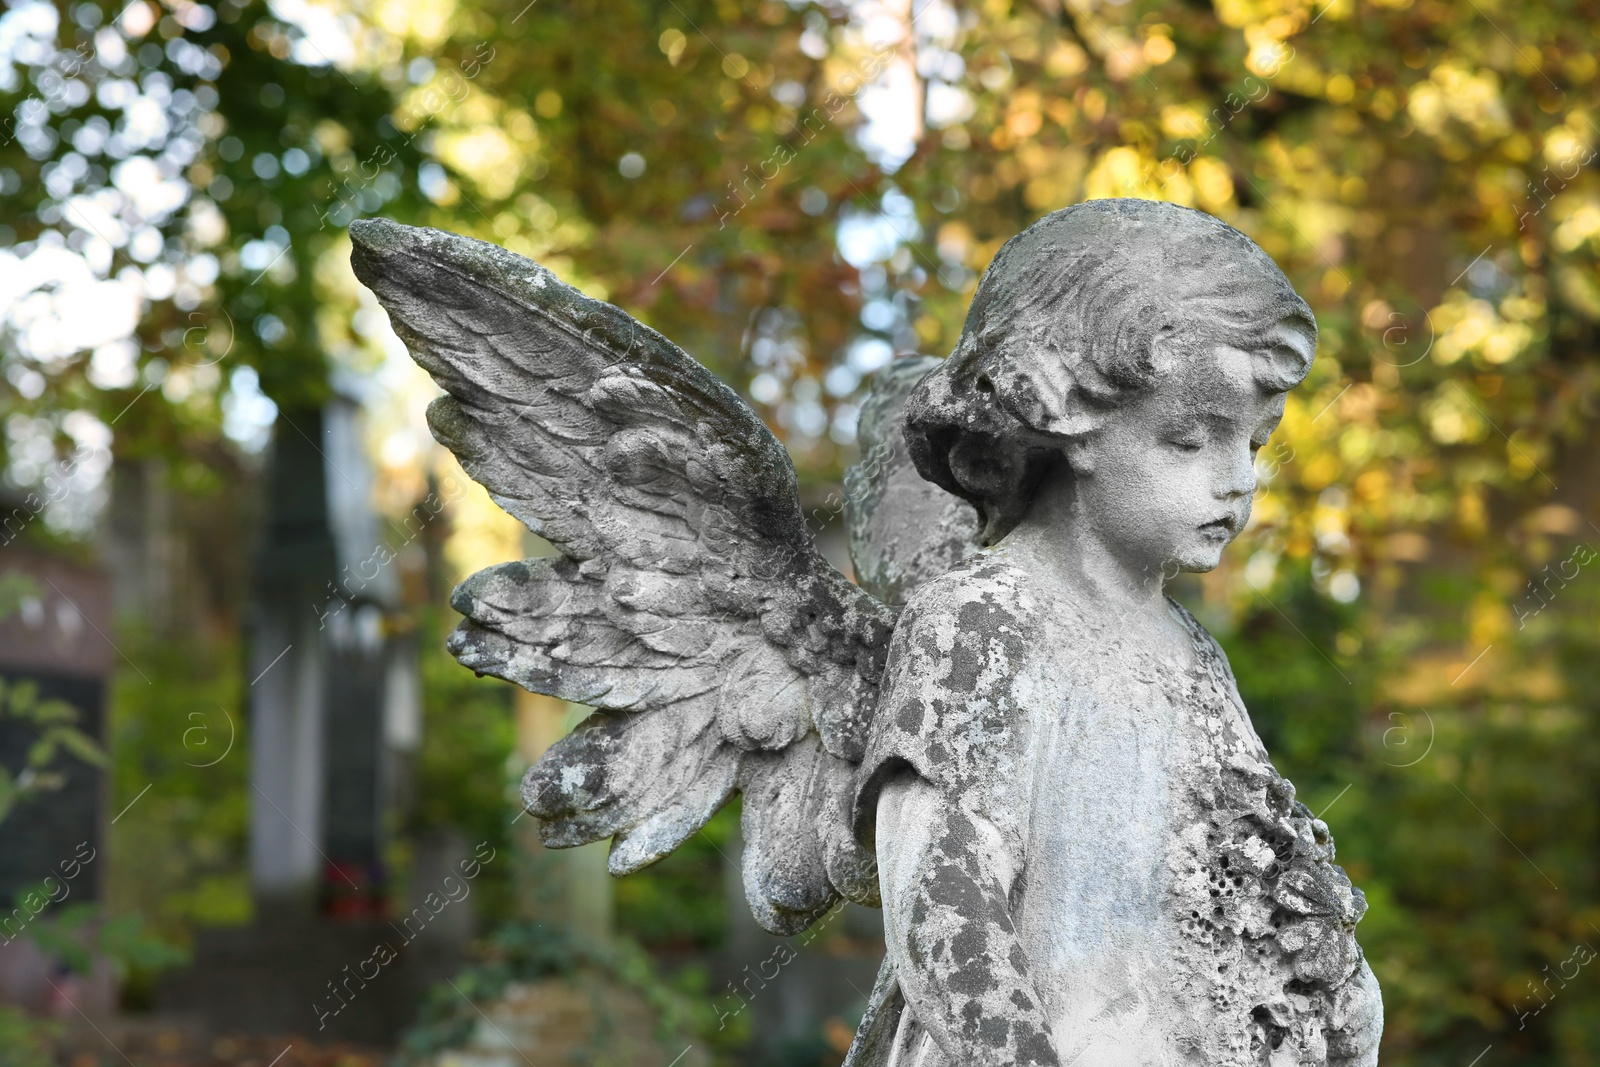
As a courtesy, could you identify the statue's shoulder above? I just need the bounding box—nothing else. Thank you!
[1163,593,1237,676]
[893,549,1043,650]
[857,550,1044,834]
[873,551,1042,760]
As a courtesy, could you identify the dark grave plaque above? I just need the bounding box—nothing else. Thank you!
[0,548,112,914]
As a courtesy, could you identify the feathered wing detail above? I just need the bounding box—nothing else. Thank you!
[350,219,893,932]
[846,356,982,607]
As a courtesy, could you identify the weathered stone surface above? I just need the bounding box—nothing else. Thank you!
[852,201,1380,1066]
[352,199,1382,1067]
[845,355,982,608]
[350,217,889,934]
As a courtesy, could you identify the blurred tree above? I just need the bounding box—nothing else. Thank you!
[0,0,427,443]
[7,0,1600,1062]
[401,0,883,478]
[0,0,431,953]
[104,632,250,938]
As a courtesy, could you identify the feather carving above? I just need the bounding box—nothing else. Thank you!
[351,219,897,931]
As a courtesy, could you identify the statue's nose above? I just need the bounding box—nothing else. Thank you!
[1217,446,1256,500]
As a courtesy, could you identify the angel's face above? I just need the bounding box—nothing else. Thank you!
[1065,342,1289,577]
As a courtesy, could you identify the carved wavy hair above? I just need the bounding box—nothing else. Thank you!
[903,199,1317,544]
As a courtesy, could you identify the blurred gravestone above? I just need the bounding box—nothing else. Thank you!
[0,542,113,1014]
[161,394,445,1043]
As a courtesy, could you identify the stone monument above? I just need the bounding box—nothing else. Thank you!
[351,198,1382,1066]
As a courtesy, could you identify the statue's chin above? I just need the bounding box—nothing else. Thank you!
[1175,545,1227,574]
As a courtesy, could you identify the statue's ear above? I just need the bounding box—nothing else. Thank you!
[991,357,1103,439]
[1063,434,1097,476]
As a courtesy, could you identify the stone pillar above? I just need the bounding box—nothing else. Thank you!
[249,391,415,915]
[248,408,336,911]
[317,391,406,915]
[248,599,328,905]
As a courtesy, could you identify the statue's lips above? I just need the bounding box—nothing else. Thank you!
[1198,518,1236,539]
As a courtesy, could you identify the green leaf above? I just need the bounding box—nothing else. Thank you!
[0,1004,58,1067]
[54,727,108,769]
[24,736,58,769]
[92,915,190,976]
[3,679,39,718]
[23,910,94,975]
[31,698,82,727]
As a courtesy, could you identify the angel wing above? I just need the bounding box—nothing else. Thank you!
[844,355,982,608]
[350,219,897,933]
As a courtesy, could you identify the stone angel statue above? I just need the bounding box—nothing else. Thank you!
[350,199,1382,1067]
